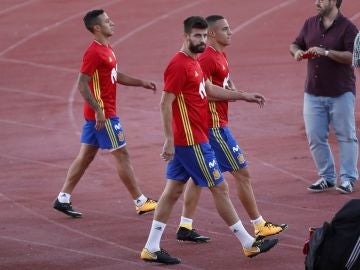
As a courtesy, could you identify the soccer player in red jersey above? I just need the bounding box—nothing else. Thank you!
[140,16,278,265]
[176,15,287,243]
[53,10,157,218]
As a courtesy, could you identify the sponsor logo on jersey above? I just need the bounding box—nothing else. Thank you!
[213,169,221,180]
[118,131,125,142]
[237,154,245,164]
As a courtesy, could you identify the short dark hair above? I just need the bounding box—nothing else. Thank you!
[336,0,342,8]
[183,16,208,34]
[205,15,225,26]
[83,9,104,33]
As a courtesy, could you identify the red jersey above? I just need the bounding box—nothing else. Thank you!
[199,46,230,128]
[80,41,118,120]
[164,52,208,146]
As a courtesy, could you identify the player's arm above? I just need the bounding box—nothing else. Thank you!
[228,78,237,91]
[77,73,105,130]
[205,79,265,107]
[160,91,176,161]
[116,72,157,93]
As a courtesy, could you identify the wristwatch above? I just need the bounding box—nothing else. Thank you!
[324,50,329,56]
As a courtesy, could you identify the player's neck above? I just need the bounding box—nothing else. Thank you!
[94,35,110,46]
[180,46,198,59]
[209,42,225,53]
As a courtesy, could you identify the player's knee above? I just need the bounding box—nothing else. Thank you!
[233,169,250,183]
[210,181,230,197]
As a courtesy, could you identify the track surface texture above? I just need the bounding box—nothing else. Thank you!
[0,0,360,269]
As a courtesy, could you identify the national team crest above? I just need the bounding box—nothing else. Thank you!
[118,131,125,142]
[237,154,245,164]
[213,169,221,180]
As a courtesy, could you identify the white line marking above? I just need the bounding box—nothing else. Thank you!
[232,0,298,33]
[0,57,77,73]
[0,0,124,57]
[350,12,360,21]
[0,85,66,100]
[0,0,38,16]
[112,0,205,47]
[0,236,145,266]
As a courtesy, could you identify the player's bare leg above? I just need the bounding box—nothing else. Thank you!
[111,146,142,199]
[154,180,185,222]
[61,144,98,194]
[232,168,259,219]
[111,146,157,215]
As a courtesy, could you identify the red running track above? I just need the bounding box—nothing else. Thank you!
[0,0,359,269]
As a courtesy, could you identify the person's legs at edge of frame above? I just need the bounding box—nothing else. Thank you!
[330,92,359,194]
[304,93,337,193]
[141,142,279,265]
[53,117,156,217]
[178,127,287,241]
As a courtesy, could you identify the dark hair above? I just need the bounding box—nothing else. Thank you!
[83,9,104,33]
[336,0,342,8]
[205,15,225,26]
[183,16,208,34]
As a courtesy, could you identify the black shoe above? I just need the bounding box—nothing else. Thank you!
[243,238,279,258]
[176,227,210,243]
[307,178,335,193]
[141,248,181,264]
[53,199,82,218]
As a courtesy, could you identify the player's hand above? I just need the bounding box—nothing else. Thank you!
[142,80,157,93]
[161,139,174,161]
[95,109,106,131]
[244,92,265,107]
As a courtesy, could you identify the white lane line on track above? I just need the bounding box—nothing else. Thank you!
[0,0,124,57]
[252,156,312,184]
[232,0,298,34]
[350,12,360,21]
[111,0,205,47]
[0,119,74,133]
[0,153,119,178]
[0,57,78,73]
[0,85,66,100]
[0,236,145,266]
[0,0,39,16]
[0,193,204,270]
[0,193,138,254]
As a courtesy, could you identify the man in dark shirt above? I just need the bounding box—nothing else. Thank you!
[289,0,358,194]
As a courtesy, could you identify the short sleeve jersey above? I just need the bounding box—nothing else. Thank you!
[80,41,118,120]
[164,52,208,146]
[199,46,230,128]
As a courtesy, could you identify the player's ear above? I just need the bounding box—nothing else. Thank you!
[208,30,215,38]
[93,24,101,32]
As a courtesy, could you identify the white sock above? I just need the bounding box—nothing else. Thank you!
[180,216,193,229]
[144,220,166,252]
[58,192,70,203]
[250,216,264,226]
[134,194,147,207]
[229,220,255,248]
